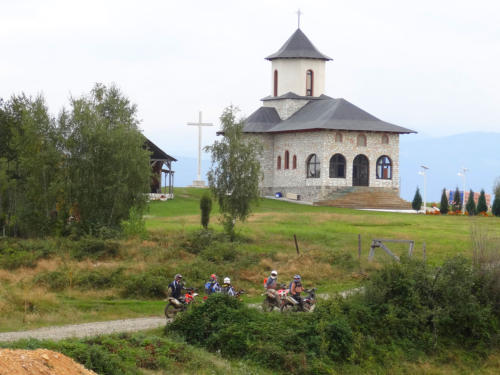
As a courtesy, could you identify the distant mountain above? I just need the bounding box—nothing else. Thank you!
[400,132,500,202]
[172,132,500,202]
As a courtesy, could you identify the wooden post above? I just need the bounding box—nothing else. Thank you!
[294,234,300,255]
[358,234,361,261]
[423,241,426,261]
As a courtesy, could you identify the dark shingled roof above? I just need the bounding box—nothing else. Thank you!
[266,28,332,61]
[145,138,177,161]
[243,107,281,132]
[244,98,416,134]
[261,92,332,101]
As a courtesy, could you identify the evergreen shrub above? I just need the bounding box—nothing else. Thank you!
[440,188,449,214]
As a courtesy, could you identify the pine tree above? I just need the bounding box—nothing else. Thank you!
[412,187,422,212]
[452,186,462,212]
[465,189,476,216]
[440,188,449,215]
[476,189,488,214]
[492,196,500,217]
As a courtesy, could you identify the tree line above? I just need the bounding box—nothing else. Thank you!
[0,84,150,237]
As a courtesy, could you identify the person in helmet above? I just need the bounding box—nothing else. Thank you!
[221,277,236,297]
[167,274,184,302]
[290,274,304,306]
[265,270,279,300]
[205,273,221,295]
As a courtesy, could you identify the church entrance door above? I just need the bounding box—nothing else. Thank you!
[353,154,369,186]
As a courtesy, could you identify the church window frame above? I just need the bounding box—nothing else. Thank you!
[284,150,290,169]
[293,155,297,169]
[273,70,278,97]
[381,134,389,144]
[277,155,281,170]
[335,132,343,143]
[306,69,314,96]
[357,134,367,147]
[306,154,320,178]
[329,154,346,178]
[376,155,392,180]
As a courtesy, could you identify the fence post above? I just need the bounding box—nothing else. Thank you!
[294,234,300,255]
[423,241,426,261]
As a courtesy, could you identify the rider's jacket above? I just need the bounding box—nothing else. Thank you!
[221,283,236,296]
[265,276,277,290]
[290,281,304,297]
[168,280,183,299]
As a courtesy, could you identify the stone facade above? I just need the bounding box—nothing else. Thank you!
[246,130,400,203]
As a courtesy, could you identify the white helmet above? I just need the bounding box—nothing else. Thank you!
[270,270,278,278]
[224,277,230,284]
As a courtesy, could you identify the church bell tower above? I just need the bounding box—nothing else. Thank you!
[266,28,332,98]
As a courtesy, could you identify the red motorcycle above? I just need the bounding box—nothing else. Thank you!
[164,287,199,319]
[280,288,317,313]
[262,284,288,312]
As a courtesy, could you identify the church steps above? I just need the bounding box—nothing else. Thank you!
[316,190,411,210]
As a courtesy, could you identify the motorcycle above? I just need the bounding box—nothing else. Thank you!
[262,283,288,312]
[280,288,317,313]
[164,287,199,319]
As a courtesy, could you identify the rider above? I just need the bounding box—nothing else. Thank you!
[167,273,184,304]
[265,270,279,300]
[205,274,220,295]
[221,277,236,297]
[290,274,304,307]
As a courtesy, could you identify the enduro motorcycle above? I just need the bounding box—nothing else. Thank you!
[164,287,199,319]
[262,283,288,312]
[280,288,317,313]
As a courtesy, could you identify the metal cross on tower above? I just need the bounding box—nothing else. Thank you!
[296,9,303,28]
[187,111,213,187]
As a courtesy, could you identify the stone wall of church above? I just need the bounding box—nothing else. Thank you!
[258,130,400,201]
[263,98,310,120]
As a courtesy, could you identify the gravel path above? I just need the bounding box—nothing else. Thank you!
[0,317,168,343]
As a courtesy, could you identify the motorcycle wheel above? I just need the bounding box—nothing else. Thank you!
[303,302,312,312]
[262,298,274,312]
[165,303,182,319]
[280,302,294,313]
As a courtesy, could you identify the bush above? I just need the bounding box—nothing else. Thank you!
[71,237,120,260]
[200,193,212,229]
[477,190,488,214]
[121,268,170,298]
[0,239,55,269]
[121,206,147,239]
[412,187,422,212]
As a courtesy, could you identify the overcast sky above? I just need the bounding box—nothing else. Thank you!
[1,0,499,159]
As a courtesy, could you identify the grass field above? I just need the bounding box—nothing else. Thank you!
[2,187,500,374]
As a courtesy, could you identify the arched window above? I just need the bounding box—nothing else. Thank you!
[306,70,314,96]
[277,155,281,170]
[284,150,290,169]
[357,134,367,147]
[376,155,392,179]
[335,132,343,143]
[381,134,389,144]
[306,154,320,178]
[292,155,297,169]
[273,70,278,97]
[329,154,346,178]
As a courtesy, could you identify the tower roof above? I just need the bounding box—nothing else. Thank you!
[266,28,332,61]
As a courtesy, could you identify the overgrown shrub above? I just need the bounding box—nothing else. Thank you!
[121,267,170,298]
[121,207,147,239]
[200,193,212,229]
[71,237,120,260]
[0,239,55,269]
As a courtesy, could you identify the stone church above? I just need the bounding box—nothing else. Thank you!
[243,28,416,207]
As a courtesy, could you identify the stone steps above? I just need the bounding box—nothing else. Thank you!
[317,190,411,210]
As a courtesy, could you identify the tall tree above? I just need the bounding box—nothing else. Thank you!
[412,187,422,212]
[493,178,500,217]
[61,84,150,233]
[440,188,449,215]
[465,189,476,216]
[476,189,488,214]
[0,94,62,237]
[452,186,462,212]
[205,105,262,239]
